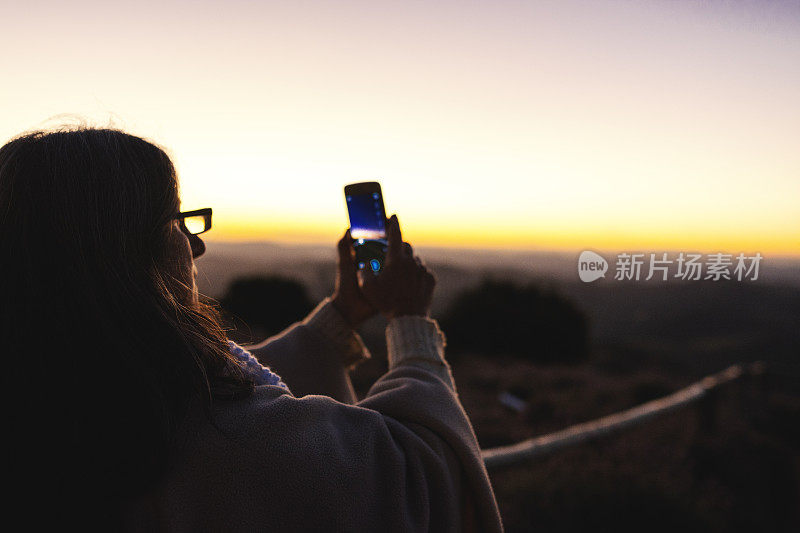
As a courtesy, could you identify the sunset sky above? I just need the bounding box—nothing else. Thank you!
[2,0,799,254]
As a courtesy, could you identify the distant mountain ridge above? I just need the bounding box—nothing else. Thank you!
[197,240,800,302]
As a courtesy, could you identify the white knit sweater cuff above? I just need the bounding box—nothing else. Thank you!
[303,297,371,369]
[386,315,454,389]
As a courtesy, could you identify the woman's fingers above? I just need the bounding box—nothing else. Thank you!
[354,214,436,318]
[386,215,403,261]
[337,228,352,257]
[337,229,356,271]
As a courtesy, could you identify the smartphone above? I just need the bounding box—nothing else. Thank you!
[344,181,388,274]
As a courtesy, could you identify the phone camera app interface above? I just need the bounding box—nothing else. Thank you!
[347,192,387,273]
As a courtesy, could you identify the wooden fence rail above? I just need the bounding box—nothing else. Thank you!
[482,363,760,470]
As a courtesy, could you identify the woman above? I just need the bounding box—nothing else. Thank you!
[0,128,502,532]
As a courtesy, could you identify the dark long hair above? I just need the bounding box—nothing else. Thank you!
[0,128,252,527]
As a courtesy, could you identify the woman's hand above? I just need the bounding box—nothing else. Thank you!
[331,229,378,328]
[356,215,436,320]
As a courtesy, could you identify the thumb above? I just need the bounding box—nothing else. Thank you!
[357,269,377,293]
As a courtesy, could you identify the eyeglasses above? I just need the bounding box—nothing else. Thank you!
[175,208,212,235]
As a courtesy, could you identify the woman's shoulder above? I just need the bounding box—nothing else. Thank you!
[185,385,382,453]
[172,386,395,496]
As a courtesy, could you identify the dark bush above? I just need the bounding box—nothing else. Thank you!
[219,275,314,341]
[440,278,588,364]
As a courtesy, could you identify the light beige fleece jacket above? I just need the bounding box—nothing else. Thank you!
[122,297,503,532]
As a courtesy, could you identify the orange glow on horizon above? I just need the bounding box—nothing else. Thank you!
[2,1,798,259]
[206,214,799,257]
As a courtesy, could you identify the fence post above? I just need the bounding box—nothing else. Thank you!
[483,364,745,469]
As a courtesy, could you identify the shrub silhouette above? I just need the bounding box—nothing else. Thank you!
[219,276,314,339]
[441,278,588,363]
